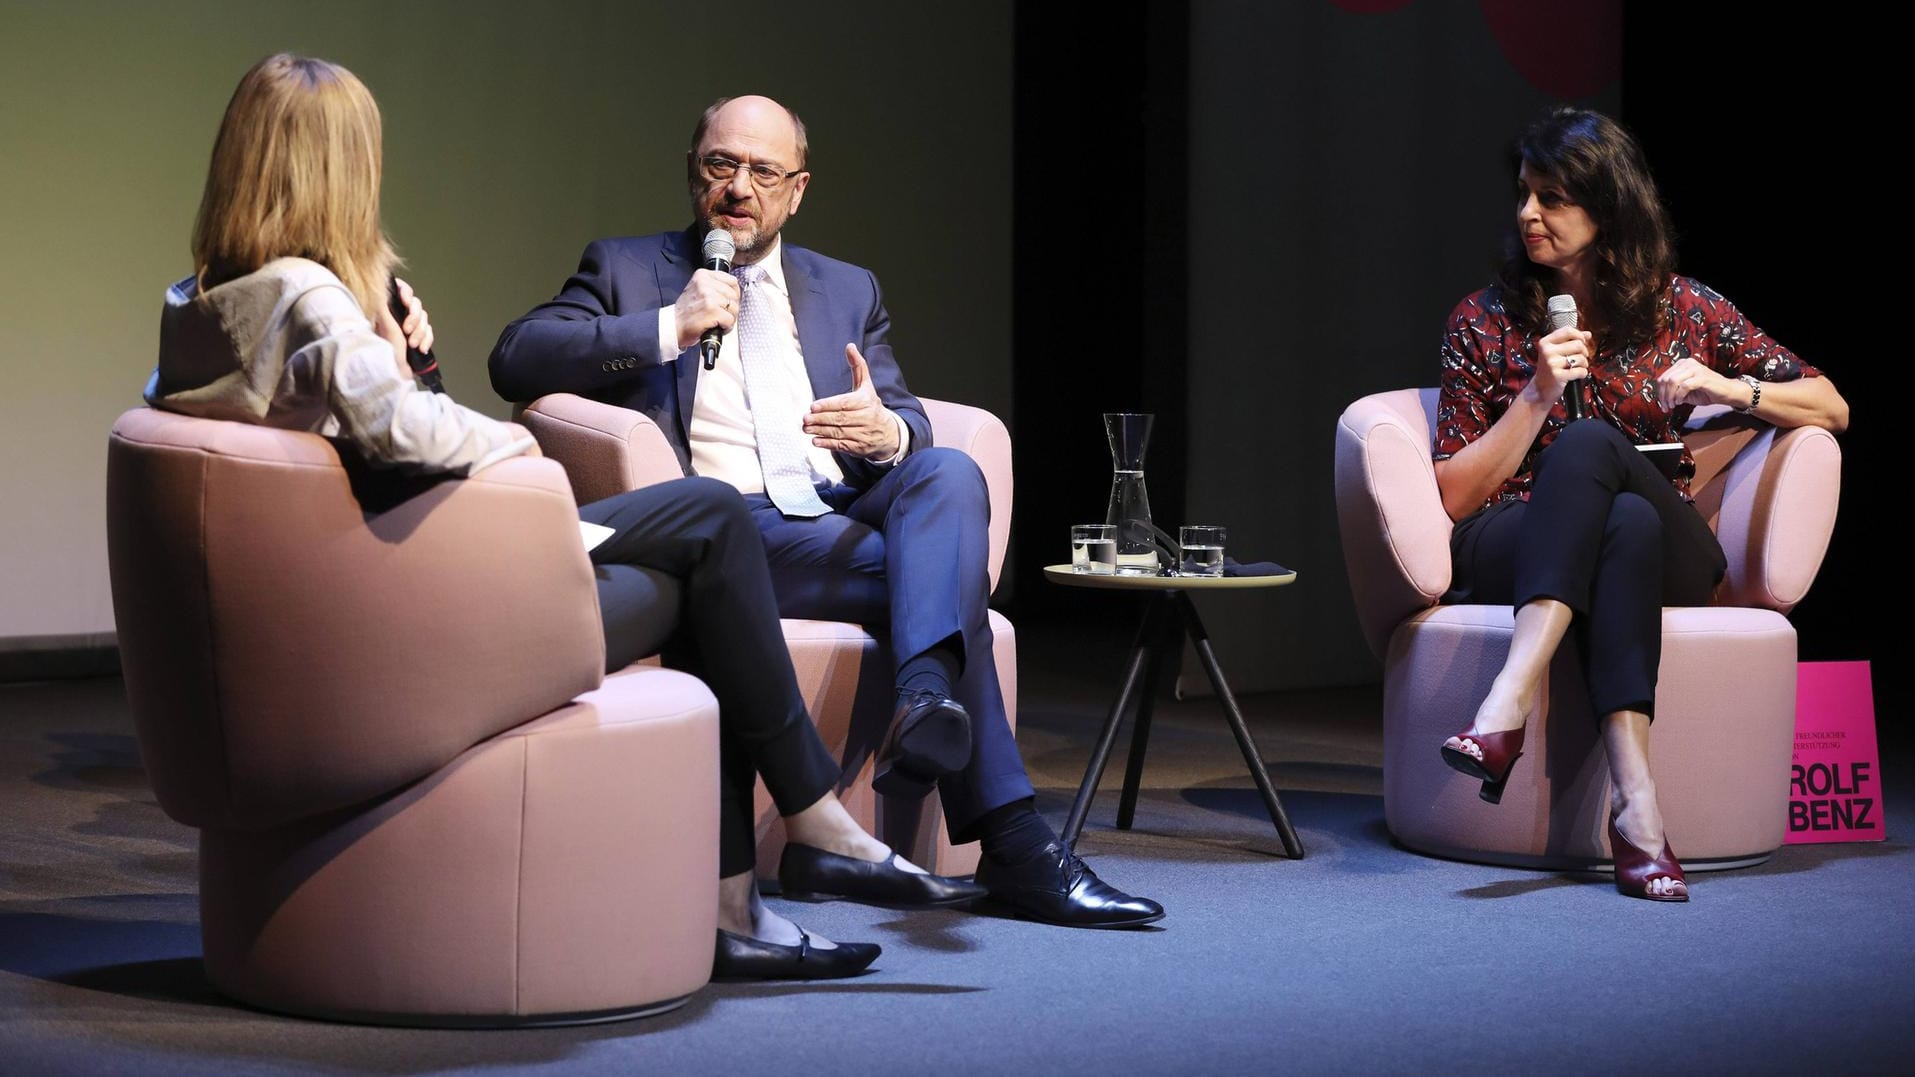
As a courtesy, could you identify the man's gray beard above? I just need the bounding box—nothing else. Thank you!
[708,217,775,264]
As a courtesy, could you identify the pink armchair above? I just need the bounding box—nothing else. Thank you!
[108,408,721,1026]
[520,392,1015,876]
[1335,389,1840,870]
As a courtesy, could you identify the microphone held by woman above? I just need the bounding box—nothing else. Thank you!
[1547,293,1583,420]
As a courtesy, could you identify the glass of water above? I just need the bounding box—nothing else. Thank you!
[1071,524,1117,574]
[1178,525,1226,577]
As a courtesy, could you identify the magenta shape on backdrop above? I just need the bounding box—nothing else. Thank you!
[1328,0,1622,98]
[1477,0,1622,100]
[1788,661,1886,844]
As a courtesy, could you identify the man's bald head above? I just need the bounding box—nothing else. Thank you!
[691,95,809,169]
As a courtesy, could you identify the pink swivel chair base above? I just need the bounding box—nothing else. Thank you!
[197,663,722,1027]
[1381,604,1799,873]
[230,990,697,1030]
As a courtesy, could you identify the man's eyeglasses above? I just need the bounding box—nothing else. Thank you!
[698,155,803,189]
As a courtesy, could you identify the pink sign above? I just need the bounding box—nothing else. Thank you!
[1787,661,1885,844]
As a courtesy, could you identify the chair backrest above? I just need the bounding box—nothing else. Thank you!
[1333,388,1842,659]
[921,397,1014,593]
[1334,389,1455,658]
[107,408,607,831]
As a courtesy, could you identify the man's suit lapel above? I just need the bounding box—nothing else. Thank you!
[783,248,845,399]
[658,230,700,443]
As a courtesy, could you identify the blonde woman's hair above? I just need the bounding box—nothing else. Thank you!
[192,53,398,321]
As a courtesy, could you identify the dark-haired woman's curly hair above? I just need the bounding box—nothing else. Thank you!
[1498,108,1675,349]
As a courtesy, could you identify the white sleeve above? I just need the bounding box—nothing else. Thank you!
[872,410,911,467]
[294,285,534,475]
[657,308,680,360]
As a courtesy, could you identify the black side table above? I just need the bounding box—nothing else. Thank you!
[1042,565,1303,858]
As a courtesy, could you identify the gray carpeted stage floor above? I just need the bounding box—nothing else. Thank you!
[3,625,1911,1075]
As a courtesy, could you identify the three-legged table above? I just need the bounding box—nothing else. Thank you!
[1042,565,1304,858]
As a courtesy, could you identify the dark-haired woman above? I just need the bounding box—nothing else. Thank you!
[1431,108,1848,901]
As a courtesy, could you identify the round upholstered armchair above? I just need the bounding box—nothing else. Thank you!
[107,407,721,1025]
[1335,389,1840,871]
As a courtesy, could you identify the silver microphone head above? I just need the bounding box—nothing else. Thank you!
[702,228,735,264]
[1546,293,1579,331]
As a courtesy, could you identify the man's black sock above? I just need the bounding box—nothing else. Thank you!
[896,641,962,703]
[977,798,1058,866]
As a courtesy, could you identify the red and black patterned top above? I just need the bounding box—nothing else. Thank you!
[1433,275,1821,511]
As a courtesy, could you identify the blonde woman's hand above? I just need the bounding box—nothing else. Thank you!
[393,277,435,354]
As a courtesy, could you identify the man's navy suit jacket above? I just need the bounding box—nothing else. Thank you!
[489,227,930,488]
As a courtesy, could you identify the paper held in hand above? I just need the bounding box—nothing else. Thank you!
[1635,442,1683,479]
[580,521,614,552]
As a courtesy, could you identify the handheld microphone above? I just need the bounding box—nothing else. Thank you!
[389,280,444,394]
[699,229,736,371]
[1546,293,1583,421]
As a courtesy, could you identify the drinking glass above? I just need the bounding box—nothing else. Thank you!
[1071,524,1117,574]
[1178,525,1226,577]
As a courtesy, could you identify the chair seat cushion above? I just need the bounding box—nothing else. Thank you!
[200,666,722,1025]
[1383,605,1797,869]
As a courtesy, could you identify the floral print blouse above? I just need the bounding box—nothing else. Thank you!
[1433,275,1821,510]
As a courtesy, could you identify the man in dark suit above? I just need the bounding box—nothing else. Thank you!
[491,95,1160,929]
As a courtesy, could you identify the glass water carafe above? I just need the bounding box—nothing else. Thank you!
[1104,412,1158,575]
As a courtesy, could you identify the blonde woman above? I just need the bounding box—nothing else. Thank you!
[149,53,987,980]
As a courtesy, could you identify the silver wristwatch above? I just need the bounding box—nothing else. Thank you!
[1736,374,1762,413]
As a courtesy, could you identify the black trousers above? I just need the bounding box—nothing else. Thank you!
[745,447,1035,843]
[1445,420,1727,719]
[578,477,840,876]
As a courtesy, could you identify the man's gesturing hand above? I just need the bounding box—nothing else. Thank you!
[804,344,900,460]
[673,269,741,350]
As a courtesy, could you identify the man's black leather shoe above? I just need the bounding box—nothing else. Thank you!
[779,842,988,908]
[973,841,1165,929]
[711,928,880,981]
[872,690,972,799]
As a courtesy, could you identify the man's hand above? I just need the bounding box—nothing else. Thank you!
[673,269,742,350]
[804,344,899,460]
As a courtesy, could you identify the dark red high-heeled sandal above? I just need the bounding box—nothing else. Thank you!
[1439,726,1526,804]
[1608,811,1689,903]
